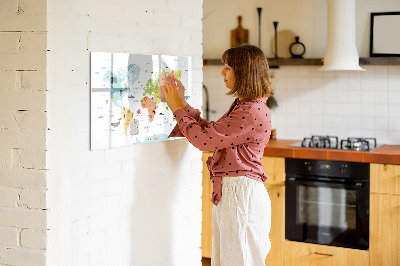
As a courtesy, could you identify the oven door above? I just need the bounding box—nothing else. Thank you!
[285,177,369,250]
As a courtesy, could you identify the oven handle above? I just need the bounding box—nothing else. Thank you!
[314,252,335,257]
[286,177,364,189]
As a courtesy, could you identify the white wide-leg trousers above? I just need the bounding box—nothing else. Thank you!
[212,176,271,266]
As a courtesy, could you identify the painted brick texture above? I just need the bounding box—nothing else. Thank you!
[0,0,48,265]
[46,0,204,266]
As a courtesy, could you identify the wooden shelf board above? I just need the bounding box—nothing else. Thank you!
[204,57,400,67]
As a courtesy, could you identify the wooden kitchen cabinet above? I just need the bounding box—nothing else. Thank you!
[370,163,400,195]
[264,184,285,266]
[202,152,213,258]
[370,193,400,266]
[284,241,369,266]
[262,156,285,266]
[370,163,400,266]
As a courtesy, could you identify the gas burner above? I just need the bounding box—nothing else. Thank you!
[301,135,339,149]
[340,137,377,151]
[290,136,380,151]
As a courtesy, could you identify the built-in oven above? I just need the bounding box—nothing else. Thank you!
[285,158,370,250]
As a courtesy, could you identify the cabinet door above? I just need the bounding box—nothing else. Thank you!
[264,184,284,266]
[201,152,213,258]
[284,241,369,266]
[370,163,400,195]
[370,193,400,266]
[262,156,285,185]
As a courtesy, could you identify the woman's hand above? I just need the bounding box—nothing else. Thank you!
[167,72,187,108]
[160,75,186,113]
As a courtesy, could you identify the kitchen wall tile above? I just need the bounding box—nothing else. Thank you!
[286,77,299,89]
[287,113,300,127]
[389,104,400,117]
[311,114,324,128]
[322,70,335,78]
[387,65,400,76]
[361,74,374,91]
[374,90,388,104]
[374,65,388,77]
[362,116,375,130]
[204,65,400,144]
[336,103,349,116]
[310,77,324,89]
[349,128,362,137]
[335,72,349,90]
[298,77,311,89]
[374,77,388,91]
[298,102,312,114]
[311,102,324,114]
[323,86,336,103]
[323,103,336,115]
[374,117,389,130]
[298,89,313,103]
[323,115,336,129]
[388,117,400,131]
[348,71,362,90]
[349,116,362,129]
[361,90,374,103]
[285,66,298,77]
[272,67,286,78]
[336,115,348,129]
[311,127,325,136]
[375,104,389,117]
[336,128,349,140]
[336,90,349,103]
[324,127,337,136]
[310,66,323,77]
[388,131,400,143]
[388,75,400,91]
[348,90,362,103]
[362,104,375,116]
[273,76,286,90]
[362,129,375,138]
[311,86,323,101]
[374,130,389,144]
[348,103,362,116]
[298,67,311,78]
[296,127,312,138]
[388,91,400,104]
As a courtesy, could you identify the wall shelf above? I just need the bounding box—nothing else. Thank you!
[359,57,400,65]
[203,57,400,67]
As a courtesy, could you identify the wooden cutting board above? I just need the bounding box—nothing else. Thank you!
[231,16,249,48]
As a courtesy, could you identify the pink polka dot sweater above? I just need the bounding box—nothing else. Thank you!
[169,97,271,206]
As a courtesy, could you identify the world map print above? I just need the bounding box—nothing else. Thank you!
[90,52,191,150]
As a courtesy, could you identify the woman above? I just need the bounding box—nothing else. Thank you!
[161,44,273,266]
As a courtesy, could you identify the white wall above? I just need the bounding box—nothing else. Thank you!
[47,0,203,266]
[203,0,400,145]
[0,0,48,265]
[203,0,400,58]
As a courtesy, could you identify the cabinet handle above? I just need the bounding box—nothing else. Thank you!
[314,252,335,257]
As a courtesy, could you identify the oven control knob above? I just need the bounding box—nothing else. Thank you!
[340,164,347,174]
[304,162,312,171]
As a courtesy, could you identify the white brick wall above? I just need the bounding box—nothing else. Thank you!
[0,0,48,265]
[47,1,203,266]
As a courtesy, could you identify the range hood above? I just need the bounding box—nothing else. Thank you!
[320,0,365,71]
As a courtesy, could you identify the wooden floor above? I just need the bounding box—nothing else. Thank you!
[202,257,211,266]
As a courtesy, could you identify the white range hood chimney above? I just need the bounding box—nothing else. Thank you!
[320,0,365,71]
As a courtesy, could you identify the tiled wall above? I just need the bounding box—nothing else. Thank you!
[203,65,400,145]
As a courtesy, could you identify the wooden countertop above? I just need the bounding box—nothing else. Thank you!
[263,139,400,165]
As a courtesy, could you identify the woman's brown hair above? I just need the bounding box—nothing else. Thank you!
[221,44,273,99]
